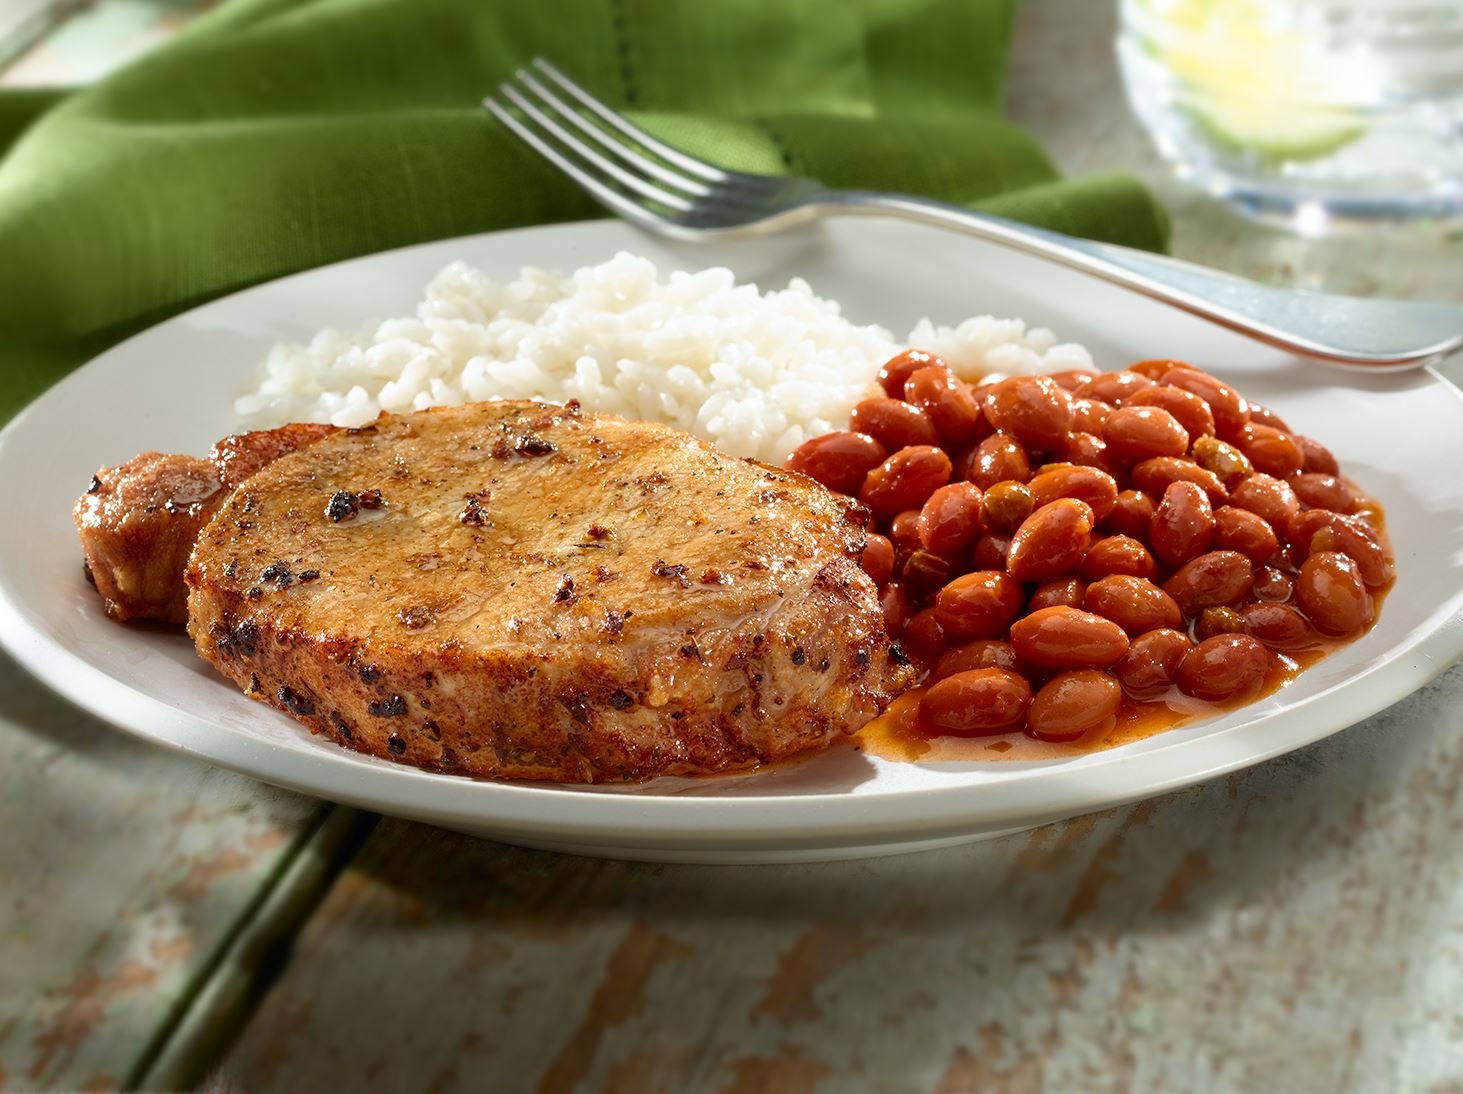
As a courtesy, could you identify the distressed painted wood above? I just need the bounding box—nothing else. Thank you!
[213,665,1463,1093]
[0,648,328,1091]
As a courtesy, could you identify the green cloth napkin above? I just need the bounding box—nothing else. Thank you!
[0,0,1169,425]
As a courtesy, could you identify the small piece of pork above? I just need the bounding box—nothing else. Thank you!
[74,423,336,622]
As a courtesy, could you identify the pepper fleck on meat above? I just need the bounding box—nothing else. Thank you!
[516,434,557,457]
[260,562,293,587]
[278,686,316,716]
[227,619,259,656]
[562,693,591,725]
[651,560,690,586]
[368,694,407,717]
[325,491,359,522]
[458,493,491,527]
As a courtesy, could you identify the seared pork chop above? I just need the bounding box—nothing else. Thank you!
[185,401,911,782]
[75,423,336,622]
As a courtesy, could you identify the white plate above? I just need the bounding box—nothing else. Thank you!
[3,218,1462,863]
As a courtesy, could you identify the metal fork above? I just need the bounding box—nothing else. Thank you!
[486,60,1463,371]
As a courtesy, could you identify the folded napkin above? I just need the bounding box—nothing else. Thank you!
[0,0,1168,424]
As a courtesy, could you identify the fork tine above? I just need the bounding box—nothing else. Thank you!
[512,69,717,200]
[530,58,780,192]
[484,96,692,233]
[497,84,694,213]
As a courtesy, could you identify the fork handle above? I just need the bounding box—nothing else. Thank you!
[817,190,1462,369]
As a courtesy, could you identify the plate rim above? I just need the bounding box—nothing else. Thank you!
[4,217,1462,851]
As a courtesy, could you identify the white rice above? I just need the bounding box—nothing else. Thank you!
[236,252,1093,464]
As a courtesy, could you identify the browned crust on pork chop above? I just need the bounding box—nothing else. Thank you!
[185,401,912,782]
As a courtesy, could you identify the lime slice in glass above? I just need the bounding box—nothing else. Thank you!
[1146,0,1368,161]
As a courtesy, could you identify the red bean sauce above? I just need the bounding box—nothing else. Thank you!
[784,352,1395,759]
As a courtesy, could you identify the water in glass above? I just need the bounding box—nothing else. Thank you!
[1118,0,1463,230]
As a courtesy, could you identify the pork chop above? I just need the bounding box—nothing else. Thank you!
[185,400,911,782]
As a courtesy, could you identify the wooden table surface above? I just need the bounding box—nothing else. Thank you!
[3,2,1462,1092]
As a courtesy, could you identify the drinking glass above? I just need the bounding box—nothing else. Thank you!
[1117,0,1463,230]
